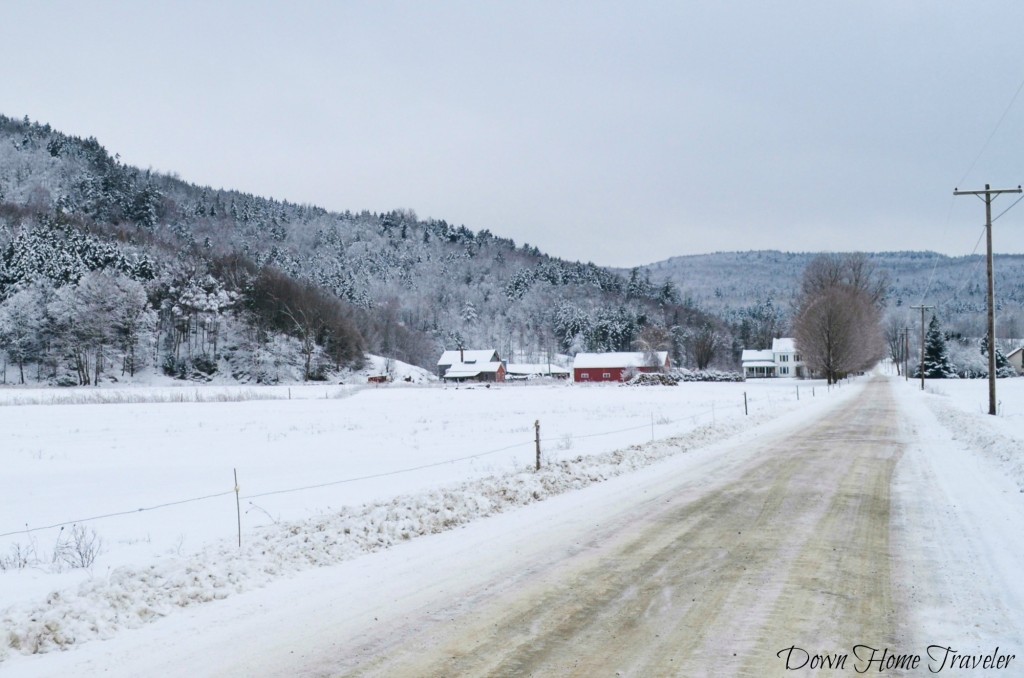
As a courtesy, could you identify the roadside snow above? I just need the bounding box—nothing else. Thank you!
[914,378,1024,491]
[891,377,1024,658]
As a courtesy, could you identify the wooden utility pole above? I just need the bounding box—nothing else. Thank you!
[903,327,911,382]
[954,183,1022,415]
[910,305,934,391]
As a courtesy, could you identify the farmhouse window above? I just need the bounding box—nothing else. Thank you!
[581,372,589,379]
[603,373,611,379]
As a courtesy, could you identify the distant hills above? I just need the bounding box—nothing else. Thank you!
[634,250,1024,339]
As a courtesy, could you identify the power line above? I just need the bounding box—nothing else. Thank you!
[957,75,1024,188]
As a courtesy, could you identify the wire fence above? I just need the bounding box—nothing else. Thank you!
[0,381,845,541]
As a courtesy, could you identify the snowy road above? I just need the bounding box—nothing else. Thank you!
[341,377,906,676]
[12,376,1022,676]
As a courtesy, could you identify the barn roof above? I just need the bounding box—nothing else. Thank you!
[437,349,500,366]
[572,352,668,369]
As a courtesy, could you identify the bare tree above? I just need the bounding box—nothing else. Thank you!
[793,255,886,384]
[686,323,720,370]
[884,311,907,376]
[636,325,671,370]
[800,253,888,308]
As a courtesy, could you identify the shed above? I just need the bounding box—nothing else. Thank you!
[505,363,571,380]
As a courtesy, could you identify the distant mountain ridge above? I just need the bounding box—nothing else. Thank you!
[633,250,1024,337]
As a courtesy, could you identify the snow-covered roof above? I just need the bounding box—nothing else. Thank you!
[772,338,797,353]
[1007,346,1024,359]
[572,352,668,369]
[444,362,504,378]
[741,349,774,364]
[437,349,499,366]
[506,363,571,375]
[744,361,777,368]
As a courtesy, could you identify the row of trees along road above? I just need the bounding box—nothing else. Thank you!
[793,253,887,384]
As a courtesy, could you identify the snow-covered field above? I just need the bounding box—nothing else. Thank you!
[2,371,1021,675]
[0,375,836,665]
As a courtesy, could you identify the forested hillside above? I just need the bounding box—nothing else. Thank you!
[0,114,722,385]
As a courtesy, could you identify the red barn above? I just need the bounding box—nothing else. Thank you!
[572,352,671,383]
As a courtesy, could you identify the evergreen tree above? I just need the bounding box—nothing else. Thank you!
[979,335,1015,378]
[919,315,956,378]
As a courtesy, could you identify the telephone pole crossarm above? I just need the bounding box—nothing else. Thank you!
[952,186,1022,196]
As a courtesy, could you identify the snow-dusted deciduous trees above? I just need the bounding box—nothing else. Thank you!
[0,282,48,383]
[48,271,154,385]
[0,272,154,385]
[793,254,886,384]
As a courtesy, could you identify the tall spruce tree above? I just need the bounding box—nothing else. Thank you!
[920,315,956,378]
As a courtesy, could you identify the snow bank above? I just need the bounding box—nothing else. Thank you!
[917,388,1024,492]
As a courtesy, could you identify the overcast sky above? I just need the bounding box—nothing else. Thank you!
[2,2,1023,267]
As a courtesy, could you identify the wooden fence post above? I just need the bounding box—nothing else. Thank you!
[234,468,241,548]
[743,392,748,415]
[534,420,541,471]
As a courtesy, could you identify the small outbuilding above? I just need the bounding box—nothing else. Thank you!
[505,363,571,380]
[572,351,670,383]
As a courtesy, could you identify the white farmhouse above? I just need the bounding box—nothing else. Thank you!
[741,338,806,378]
